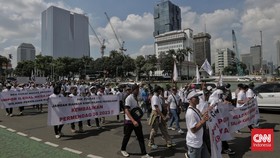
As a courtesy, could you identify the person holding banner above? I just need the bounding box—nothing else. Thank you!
[49,85,64,139]
[3,83,14,117]
[120,84,153,158]
[185,91,210,158]
[69,86,84,133]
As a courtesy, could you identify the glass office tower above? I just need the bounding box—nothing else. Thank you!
[154,0,181,37]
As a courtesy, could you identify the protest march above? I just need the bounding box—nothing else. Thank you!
[0,81,266,158]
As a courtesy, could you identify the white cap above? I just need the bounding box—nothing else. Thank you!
[187,91,202,100]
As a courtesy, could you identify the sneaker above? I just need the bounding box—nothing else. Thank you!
[150,144,158,149]
[167,143,176,148]
[19,112,23,116]
[71,129,76,133]
[55,135,61,139]
[87,125,93,128]
[178,129,184,134]
[6,113,9,116]
[222,148,236,155]
[168,127,176,131]
[141,154,153,158]
[120,150,129,157]
[185,153,189,158]
[235,130,242,134]
[9,114,13,117]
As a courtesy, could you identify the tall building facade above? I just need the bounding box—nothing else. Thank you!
[215,48,235,74]
[193,32,211,67]
[41,6,90,58]
[17,43,36,63]
[241,53,253,74]
[154,29,193,59]
[277,40,280,67]
[250,45,261,73]
[154,0,181,37]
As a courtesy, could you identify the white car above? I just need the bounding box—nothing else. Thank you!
[237,77,251,82]
[253,83,280,110]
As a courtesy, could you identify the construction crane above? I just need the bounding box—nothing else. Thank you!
[104,12,127,54]
[232,30,244,76]
[88,20,106,57]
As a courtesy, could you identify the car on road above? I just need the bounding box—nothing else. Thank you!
[253,83,280,110]
[237,77,251,82]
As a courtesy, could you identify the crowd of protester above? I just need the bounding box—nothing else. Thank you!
[0,79,258,158]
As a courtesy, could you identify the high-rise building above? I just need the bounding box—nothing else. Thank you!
[241,53,253,74]
[154,0,181,37]
[154,29,193,59]
[17,43,36,63]
[193,32,211,67]
[277,40,280,67]
[215,48,235,74]
[250,45,261,73]
[41,6,90,58]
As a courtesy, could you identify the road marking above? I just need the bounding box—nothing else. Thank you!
[30,136,42,142]
[17,132,27,137]
[0,125,7,128]
[87,154,103,158]
[63,147,82,154]
[45,142,59,147]
[7,128,16,132]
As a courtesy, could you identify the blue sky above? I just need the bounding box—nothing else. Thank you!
[0,0,280,68]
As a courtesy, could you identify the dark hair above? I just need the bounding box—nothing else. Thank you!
[53,85,61,95]
[237,83,244,88]
[154,86,162,93]
[131,84,139,91]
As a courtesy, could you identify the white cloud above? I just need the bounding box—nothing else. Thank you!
[130,44,154,58]
[0,0,86,67]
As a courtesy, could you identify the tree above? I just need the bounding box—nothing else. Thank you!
[35,55,53,77]
[135,55,146,80]
[14,60,35,76]
[158,51,173,76]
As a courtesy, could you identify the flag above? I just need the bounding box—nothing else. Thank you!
[196,65,200,84]
[201,59,213,76]
[173,61,178,82]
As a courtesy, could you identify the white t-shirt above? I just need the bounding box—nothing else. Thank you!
[246,88,255,99]
[151,94,162,112]
[124,94,138,120]
[236,90,246,108]
[167,93,180,109]
[185,107,203,148]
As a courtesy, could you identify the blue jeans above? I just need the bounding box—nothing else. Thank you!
[187,143,210,158]
[168,109,180,129]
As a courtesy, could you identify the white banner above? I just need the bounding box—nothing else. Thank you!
[48,95,119,126]
[0,88,53,109]
[208,99,259,158]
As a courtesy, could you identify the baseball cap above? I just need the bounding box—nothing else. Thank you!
[187,91,202,100]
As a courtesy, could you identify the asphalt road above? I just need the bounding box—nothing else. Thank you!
[0,106,279,158]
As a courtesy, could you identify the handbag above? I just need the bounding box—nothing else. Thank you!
[130,106,144,121]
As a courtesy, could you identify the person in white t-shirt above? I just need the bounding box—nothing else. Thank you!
[167,86,184,134]
[185,91,210,158]
[148,86,175,150]
[120,85,153,158]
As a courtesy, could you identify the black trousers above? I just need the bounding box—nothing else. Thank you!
[71,121,83,129]
[5,108,13,114]
[121,121,147,155]
[54,125,64,135]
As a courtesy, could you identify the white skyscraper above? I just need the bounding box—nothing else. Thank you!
[41,6,90,58]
